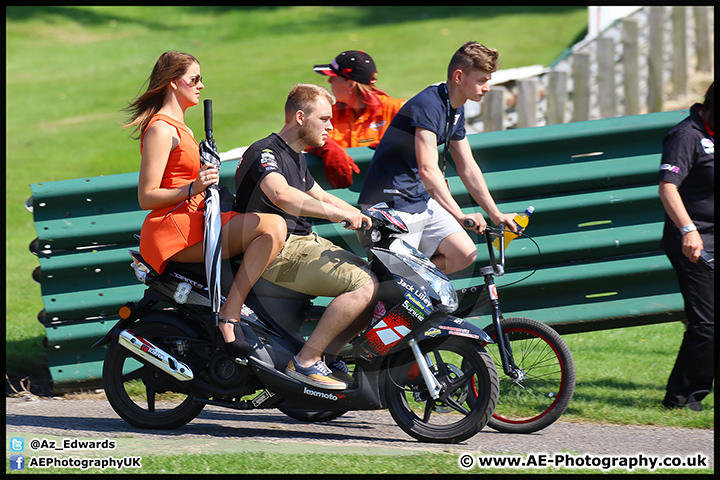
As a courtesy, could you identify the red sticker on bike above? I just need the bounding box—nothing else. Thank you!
[489,284,498,300]
[357,304,417,360]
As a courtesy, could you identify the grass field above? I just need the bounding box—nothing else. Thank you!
[6,2,713,449]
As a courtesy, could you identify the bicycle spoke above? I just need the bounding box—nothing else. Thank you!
[506,381,548,404]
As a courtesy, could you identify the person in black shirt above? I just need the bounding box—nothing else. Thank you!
[235,84,376,390]
[658,81,714,411]
[359,42,518,273]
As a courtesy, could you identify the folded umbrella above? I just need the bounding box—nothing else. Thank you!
[199,99,222,325]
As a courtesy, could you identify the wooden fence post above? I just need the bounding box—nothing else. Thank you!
[597,37,616,118]
[470,6,709,130]
[621,19,640,116]
[482,87,505,132]
[647,6,664,113]
[571,52,590,122]
[546,70,567,125]
[693,6,712,73]
[671,6,687,99]
[516,78,538,129]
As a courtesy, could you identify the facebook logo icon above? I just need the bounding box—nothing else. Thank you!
[10,455,25,470]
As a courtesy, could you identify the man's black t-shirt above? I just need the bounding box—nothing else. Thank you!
[659,104,715,252]
[658,104,714,253]
[233,133,316,236]
[358,83,465,213]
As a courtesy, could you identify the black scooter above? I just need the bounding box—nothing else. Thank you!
[94,205,499,443]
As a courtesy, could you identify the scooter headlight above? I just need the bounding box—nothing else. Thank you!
[390,240,458,313]
[405,260,458,313]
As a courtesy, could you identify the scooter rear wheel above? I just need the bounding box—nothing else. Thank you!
[386,336,499,443]
[103,318,205,429]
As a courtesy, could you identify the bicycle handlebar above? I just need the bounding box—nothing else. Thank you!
[463,219,505,275]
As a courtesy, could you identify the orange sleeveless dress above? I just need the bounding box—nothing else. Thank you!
[139,114,239,273]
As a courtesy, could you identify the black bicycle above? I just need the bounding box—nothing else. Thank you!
[454,224,576,434]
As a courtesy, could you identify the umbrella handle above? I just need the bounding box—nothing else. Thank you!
[204,99,213,140]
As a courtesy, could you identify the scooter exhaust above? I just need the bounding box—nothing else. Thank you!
[118,329,194,381]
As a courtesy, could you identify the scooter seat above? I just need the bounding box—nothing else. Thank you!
[250,276,315,301]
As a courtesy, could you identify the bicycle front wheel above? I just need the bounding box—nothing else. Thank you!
[480,317,575,434]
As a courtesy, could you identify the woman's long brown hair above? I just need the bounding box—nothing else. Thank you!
[122,51,199,140]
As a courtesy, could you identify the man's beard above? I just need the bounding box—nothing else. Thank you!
[300,125,325,148]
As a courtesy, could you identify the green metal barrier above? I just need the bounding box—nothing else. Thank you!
[28,110,688,393]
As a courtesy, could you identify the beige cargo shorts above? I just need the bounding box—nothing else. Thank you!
[261,233,372,297]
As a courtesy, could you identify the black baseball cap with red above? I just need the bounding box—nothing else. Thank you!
[313,50,377,85]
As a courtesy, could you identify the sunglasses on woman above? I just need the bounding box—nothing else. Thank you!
[182,74,203,87]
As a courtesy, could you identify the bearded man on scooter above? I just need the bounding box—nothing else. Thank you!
[234,83,377,391]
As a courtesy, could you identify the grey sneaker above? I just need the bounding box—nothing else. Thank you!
[285,356,347,390]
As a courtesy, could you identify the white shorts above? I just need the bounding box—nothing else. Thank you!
[391,198,464,258]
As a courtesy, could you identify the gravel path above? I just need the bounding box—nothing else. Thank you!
[6,396,714,470]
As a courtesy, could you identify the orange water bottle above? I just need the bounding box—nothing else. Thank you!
[493,206,534,250]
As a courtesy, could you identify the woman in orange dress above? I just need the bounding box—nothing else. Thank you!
[123,51,286,358]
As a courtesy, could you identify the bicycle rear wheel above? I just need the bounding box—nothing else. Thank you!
[479,317,575,433]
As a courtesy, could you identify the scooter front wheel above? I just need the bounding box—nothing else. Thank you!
[386,336,499,443]
[103,318,205,429]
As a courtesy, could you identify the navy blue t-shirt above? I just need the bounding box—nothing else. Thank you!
[658,104,714,253]
[358,83,466,213]
[233,133,316,237]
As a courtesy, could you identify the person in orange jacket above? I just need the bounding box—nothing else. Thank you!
[309,50,405,188]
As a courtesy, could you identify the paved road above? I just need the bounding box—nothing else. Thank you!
[6,395,713,470]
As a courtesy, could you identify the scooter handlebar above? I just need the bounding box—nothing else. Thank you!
[341,220,370,230]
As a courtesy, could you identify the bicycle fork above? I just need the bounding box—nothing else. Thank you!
[484,272,524,382]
